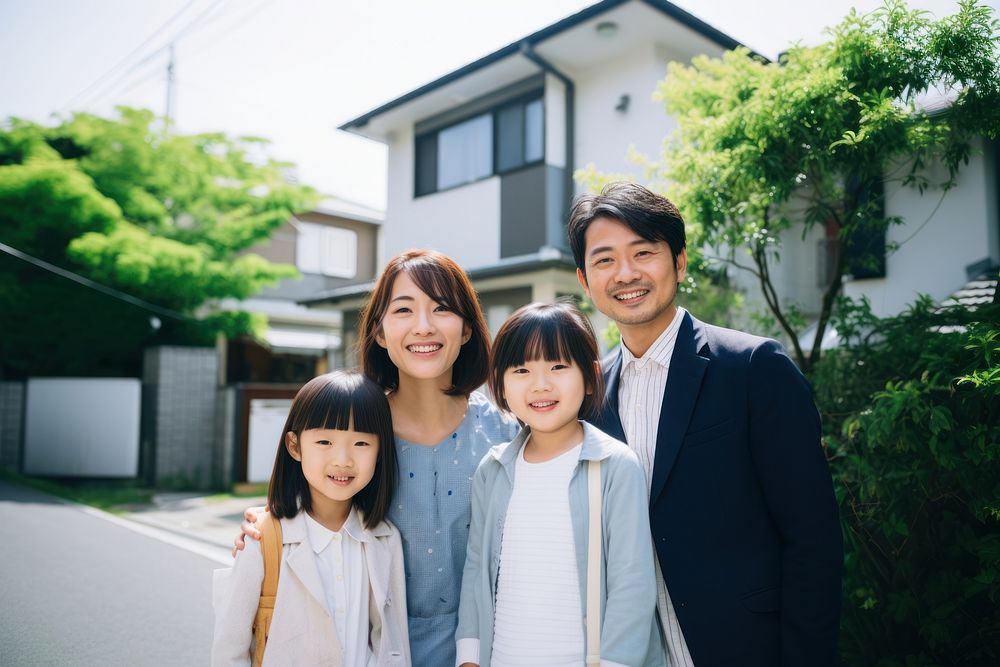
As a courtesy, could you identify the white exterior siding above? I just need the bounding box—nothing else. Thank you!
[845,147,998,317]
[384,125,502,269]
[723,151,998,322]
[722,191,829,320]
[545,73,567,169]
[572,42,724,194]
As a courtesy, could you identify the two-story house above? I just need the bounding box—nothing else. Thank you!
[304,0,754,354]
[306,0,999,359]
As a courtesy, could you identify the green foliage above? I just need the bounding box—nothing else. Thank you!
[0,108,316,377]
[653,0,1000,370]
[813,297,1000,665]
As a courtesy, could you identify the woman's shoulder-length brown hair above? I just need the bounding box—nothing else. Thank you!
[357,249,490,396]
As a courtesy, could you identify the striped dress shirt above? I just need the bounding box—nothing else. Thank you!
[618,307,695,667]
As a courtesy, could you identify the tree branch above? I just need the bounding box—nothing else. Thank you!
[752,237,807,367]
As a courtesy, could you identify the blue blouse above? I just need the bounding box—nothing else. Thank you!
[387,391,518,667]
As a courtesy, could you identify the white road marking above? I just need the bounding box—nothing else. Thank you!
[77,504,233,565]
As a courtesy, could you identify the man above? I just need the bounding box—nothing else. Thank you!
[568,182,842,666]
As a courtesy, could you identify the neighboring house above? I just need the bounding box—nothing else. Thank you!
[304,0,755,353]
[218,199,383,485]
[1,199,384,489]
[839,140,999,317]
[731,137,1000,349]
[227,199,383,378]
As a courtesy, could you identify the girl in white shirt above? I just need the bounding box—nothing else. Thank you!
[213,370,410,666]
[456,302,664,667]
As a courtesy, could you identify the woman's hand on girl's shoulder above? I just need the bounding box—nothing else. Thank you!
[230,505,268,558]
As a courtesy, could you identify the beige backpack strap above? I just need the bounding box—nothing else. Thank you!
[586,459,602,667]
[252,513,282,667]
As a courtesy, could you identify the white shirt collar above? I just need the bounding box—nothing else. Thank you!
[303,506,366,554]
[620,307,686,370]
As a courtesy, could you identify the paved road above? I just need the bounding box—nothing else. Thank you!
[0,480,230,666]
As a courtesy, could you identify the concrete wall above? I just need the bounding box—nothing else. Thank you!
[215,386,238,490]
[0,381,24,469]
[143,346,218,489]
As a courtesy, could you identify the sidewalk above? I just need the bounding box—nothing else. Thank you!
[119,492,266,552]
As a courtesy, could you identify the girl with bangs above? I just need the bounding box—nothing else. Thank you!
[456,301,663,667]
[213,371,409,666]
[237,250,518,666]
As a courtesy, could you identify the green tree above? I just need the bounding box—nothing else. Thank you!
[813,296,1000,665]
[0,107,317,377]
[654,0,1000,371]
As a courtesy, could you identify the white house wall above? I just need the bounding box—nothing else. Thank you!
[844,147,998,317]
[545,73,566,169]
[384,125,502,269]
[724,149,998,324]
[572,42,725,194]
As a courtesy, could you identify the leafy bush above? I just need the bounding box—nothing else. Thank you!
[813,296,1000,666]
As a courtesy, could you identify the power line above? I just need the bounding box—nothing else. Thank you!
[91,0,271,123]
[67,0,231,112]
[0,241,191,322]
[60,0,203,112]
[181,0,272,60]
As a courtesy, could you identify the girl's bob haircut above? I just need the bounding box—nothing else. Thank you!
[267,370,397,529]
[357,249,490,396]
[489,300,605,421]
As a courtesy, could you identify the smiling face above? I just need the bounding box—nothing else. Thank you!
[376,271,471,388]
[577,216,687,348]
[503,356,588,443]
[286,423,379,513]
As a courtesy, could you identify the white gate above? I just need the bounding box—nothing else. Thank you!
[23,378,141,477]
[246,398,292,483]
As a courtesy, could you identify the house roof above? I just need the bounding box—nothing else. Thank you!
[339,0,760,135]
[310,198,385,225]
[939,270,998,310]
[300,248,577,306]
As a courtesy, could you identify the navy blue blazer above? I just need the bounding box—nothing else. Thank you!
[592,311,842,667]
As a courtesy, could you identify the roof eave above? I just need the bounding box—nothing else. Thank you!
[338,0,762,132]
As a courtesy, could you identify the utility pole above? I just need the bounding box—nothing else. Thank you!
[165,43,176,123]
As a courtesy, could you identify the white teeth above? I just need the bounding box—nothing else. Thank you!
[330,476,351,481]
[615,290,647,301]
[408,344,442,353]
[531,401,556,408]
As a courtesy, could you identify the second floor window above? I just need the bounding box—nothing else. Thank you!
[415,95,544,196]
[296,222,357,278]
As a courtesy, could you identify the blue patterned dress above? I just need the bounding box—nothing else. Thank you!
[388,391,518,667]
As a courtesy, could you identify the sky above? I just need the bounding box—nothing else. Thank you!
[1,0,996,211]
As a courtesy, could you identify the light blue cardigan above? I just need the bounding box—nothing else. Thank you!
[456,421,667,667]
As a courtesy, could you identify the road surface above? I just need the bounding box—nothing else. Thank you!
[0,480,230,666]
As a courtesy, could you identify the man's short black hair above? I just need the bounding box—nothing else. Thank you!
[567,181,686,276]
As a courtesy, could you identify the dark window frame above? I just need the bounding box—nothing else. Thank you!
[414,91,545,198]
[843,178,888,280]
